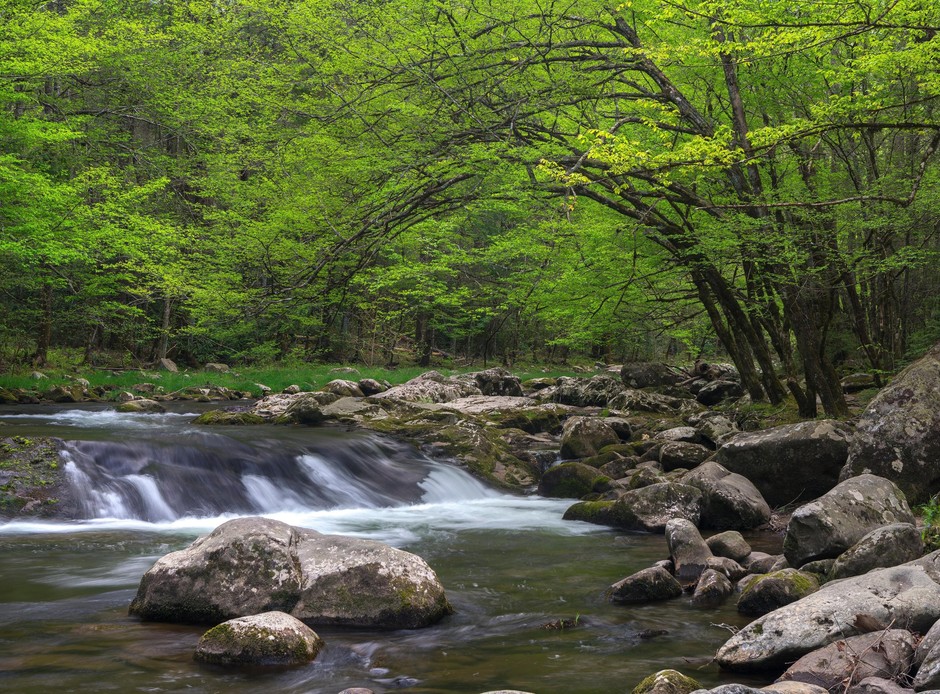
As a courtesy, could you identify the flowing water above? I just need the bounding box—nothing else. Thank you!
[0,405,771,694]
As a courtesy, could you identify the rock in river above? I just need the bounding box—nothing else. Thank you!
[129,517,451,629]
[194,611,324,666]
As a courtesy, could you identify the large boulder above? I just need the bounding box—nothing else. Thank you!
[714,552,940,672]
[193,611,324,666]
[682,461,771,531]
[841,341,940,505]
[129,517,451,629]
[736,569,820,617]
[777,629,916,692]
[829,523,923,580]
[782,474,915,568]
[370,371,481,403]
[560,416,621,459]
[609,566,683,604]
[563,482,703,532]
[666,518,713,584]
[473,368,524,397]
[714,421,853,507]
[537,462,611,499]
[552,375,625,407]
[620,363,682,389]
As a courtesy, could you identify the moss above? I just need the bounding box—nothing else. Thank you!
[192,410,266,425]
[0,436,67,517]
[632,669,701,694]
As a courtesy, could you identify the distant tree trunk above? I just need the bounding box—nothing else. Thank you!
[33,284,53,367]
[156,297,172,362]
[415,311,432,367]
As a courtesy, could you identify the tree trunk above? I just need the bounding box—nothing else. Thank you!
[32,284,53,367]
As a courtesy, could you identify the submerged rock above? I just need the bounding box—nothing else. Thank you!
[193,611,324,666]
[129,517,451,629]
[609,566,683,604]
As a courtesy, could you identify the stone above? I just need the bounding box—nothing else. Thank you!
[715,552,940,672]
[358,378,387,396]
[688,412,739,446]
[129,517,451,629]
[914,619,940,668]
[281,393,327,425]
[560,416,620,459]
[682,461,771,531]
[621,363,683,389]
[473,367,524,397]
[691,568,733,607]
[696,380,745,406]
[282,384,301,394]
[778,629,916,691]
[847,677,914,694]
[763,683,830,694]
[537,462,611,499]
[193,611,323,666]
[115,398,166,413]
[608,566,683,604]
[715,420,854,507]
[158,358,178,372]
[632,669,702,694]
[609,388,699,414]
[204,363,230,373]
[552,374,625,407]
[192,410,266,425]
[666,518,713,584]
[660,442,712,472]
[841,341,940,505]
[830,523,924,580]
[563,482,703,532]
[783,474,915,567]
[915,631,940,690]
[736,569,820,617]
[706,556,747,582]
[706,531,752,562]
[321,379,364,397]
[743,552,779,574]
[371,370,481,403]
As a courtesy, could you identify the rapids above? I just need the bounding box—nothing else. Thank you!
[0,406,764,693]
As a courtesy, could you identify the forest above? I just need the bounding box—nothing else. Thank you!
[2,0,940,417]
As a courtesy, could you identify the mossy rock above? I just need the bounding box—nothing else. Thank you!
[0,436,68,518]
[579,451,623,468]
[0,388,19,404]
[194,611,324,666]
[537,462,611,499]
[632,669,702,694]
[737,568,820,617]
[192,410,266,425]
[489,408,562,434]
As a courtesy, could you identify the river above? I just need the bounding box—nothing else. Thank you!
[0,405,767,693]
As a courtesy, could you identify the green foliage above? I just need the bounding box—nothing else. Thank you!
[919,496,940,553]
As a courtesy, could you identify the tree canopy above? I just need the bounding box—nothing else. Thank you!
[2,0,939,415]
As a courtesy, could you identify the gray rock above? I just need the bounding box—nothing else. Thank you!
[610,388,700,414]
[282,384,301,394]
[204,363,230,373]
[830,523,924,580]
[552,374,626,407]
[682,461,771,530]
[688,412,739,446]
[129,517,451,629]
[783,474,915,567]
[563,482,703,532]
[441,395,538,416]
[357,378,387,396]
[763,683,830,694]
[706,556,747,582]
[193,611,323,665]
[778,629,916,691]
[743,552,780,574]
[715,420,853,507]
[660,442,711,471]
[666,518,713,583]
[560,416,620,459]
[321,379,364,397]
[841,341,940,505]
[736,569,820,617]
[706,531,753,562]
[800,559,836,578]
[715,552,940,671]
[621,363,683,389]
[916,636,940,690]
[609,566,683,604]
[849,677,915,694]
[115,399,166,413]
[158,358,178,372]
[656,427,704,443]
[537,462,610,499]
[915,619,940,668]
[691,568,733,607]
[281,393,327,425]
[371,371,481,403]
[473,367,523,397]
[696,380,745,406]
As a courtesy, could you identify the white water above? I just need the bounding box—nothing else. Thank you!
[0,406,605,546]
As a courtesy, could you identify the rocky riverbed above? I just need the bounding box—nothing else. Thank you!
[3,343,940,693]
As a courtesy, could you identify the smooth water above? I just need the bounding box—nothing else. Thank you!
[0,406,768,694]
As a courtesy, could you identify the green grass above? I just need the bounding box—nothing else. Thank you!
[0,362,590,399]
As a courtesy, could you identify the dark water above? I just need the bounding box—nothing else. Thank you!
[0,406,773,694]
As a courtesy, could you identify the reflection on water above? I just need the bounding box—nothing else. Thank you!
[0,407,775,693]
